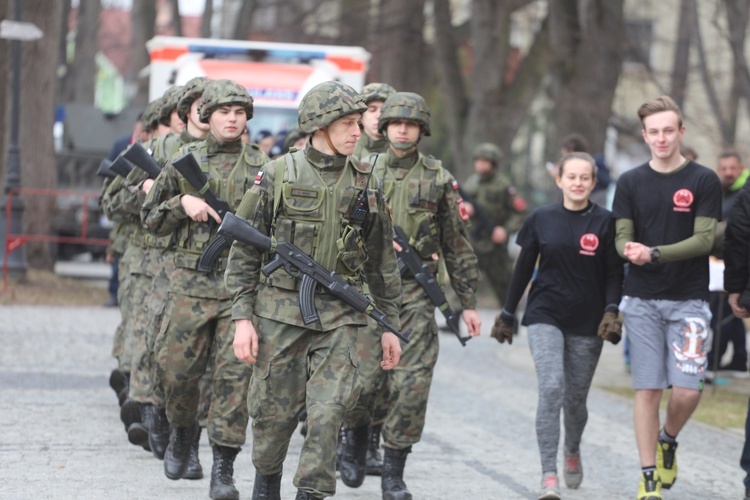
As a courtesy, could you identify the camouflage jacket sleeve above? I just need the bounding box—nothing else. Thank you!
[502,182,528,234]
[225,163,276,321]
[361,172,402,329]
[439,171,479,310]
[108,167,150,218]
[141,161,189,236]
[100,176,129,222]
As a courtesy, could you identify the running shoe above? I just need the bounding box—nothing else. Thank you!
[637,470,662,500]
[563,451,583,489]
[539,473,561,500]
[656,437,678,489]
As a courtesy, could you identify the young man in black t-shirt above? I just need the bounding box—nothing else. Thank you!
[612,96,722,500]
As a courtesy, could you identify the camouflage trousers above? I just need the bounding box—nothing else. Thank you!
[382,296,440,450]
[127,246,156,404]
[343,319,390,429]
[250,317,362,498]
[476,248,512,308]
[157,292,250,447]
[111,244,142,372]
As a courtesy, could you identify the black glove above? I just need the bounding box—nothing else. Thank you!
[597,311,622,345]
[491,310,516,345]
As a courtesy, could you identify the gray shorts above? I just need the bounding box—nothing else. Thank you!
[620,296,711,391]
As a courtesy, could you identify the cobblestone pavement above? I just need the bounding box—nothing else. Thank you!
[0,305,745,499]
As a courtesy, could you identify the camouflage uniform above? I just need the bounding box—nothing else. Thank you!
[352,82,396,160]
[224,81,402,498]
[141,80,267,490]
[462,142,527,307]
[370,93,478,499]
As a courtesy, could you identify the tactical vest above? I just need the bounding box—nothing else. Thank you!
[262,149,376,292]
[173,142,263,269]
[374,153,444,261]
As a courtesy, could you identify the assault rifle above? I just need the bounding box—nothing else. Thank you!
[392,225,471,346]
[171,152,233,272]
[217,212,411,344]
[96,159,117,179]
[118,142,162,179]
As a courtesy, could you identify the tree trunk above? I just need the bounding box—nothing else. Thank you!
[375,0,426,93]
[170,0,182,37]
[432,0,468,169]
[20,0,63,269]
[0,0,10,182]
[670,0,693,108]
[201,0,213,38]
[65,0,101,104]
[724,0,750,145]
[339,0,370,46]
[130,0,156,106]
[232,0,256,40]
[548,0,625,156]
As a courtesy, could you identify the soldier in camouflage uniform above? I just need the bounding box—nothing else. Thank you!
[225,81,404,500]
[352,82,396,159]
[359,92,480,499]
[142,79,268,500]
[114,79,213,473]
[157,85,186,136]
[461,142,527,308]
[102,98,162,411]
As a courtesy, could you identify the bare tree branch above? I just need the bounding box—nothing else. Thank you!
[670,0,693,107]
[201,0,213,38]
[233,0,256,40]
[171,0,182,37]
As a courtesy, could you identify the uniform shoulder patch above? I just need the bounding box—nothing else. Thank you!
[254,171,264,185]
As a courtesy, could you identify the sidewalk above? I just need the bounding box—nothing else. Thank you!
[0,305,746,499]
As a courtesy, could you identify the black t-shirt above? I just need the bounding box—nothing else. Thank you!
[612,161,722,301]
[514,203,623,336]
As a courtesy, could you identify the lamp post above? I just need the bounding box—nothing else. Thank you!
[0,1,42,276]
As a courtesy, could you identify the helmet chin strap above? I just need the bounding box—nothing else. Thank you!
[323,128,343,156]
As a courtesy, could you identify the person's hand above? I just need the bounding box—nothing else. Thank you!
[463,201,475,217]
[490,310,516,344]
[141,179,155,194]
[180,194,221,223]
[491,226,508,245]
[597,311,622,344]
[729,293,750,318]
[380,331,402,370]
[623,241,651,266]
[461,309,482,336]
[233,319,259,364]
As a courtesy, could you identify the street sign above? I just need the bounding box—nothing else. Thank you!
[0,20,43,41]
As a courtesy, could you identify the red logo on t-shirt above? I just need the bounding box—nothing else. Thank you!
[673,189,694,212]
[579,233,599,256]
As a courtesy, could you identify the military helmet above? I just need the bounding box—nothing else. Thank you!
[158,85,184,126]
[282,127,307,151]
[378,92,431,136]
[177,77,210,123]
[360,82,396,104]
[198,79,254,124]
[141,97,163,133]
[297,81,367,134]
[472,142,504,167]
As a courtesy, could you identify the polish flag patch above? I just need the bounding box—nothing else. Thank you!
[254,172,264,185]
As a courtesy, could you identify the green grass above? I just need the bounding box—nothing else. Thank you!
[601,385,749,429]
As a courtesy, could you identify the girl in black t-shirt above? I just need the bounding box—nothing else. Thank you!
[491,152,624,500]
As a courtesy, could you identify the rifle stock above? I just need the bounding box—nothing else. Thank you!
[108,156,134,178]
[393,225,471,346]
[97,159,117,179]
[218,213,410,343]
[123,142,162,179]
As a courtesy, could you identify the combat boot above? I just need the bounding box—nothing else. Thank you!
[120,397,141,431]
[335,426,346,471]
[251,471,282,500]
[148,406,170,460]
[209,445,240,500]
[381,446,412,500]
[163,421,198,480]
[295,491,321,499]
[183,426,204,480]
[366,424,383,476]
[339,424,369,488]
[127,403,153,451]
[109,369,127,401]
[117,373,130,407]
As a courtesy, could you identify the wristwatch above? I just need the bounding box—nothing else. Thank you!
[650,246,661,264]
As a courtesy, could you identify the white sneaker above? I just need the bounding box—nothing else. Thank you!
[539,473,561,500]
